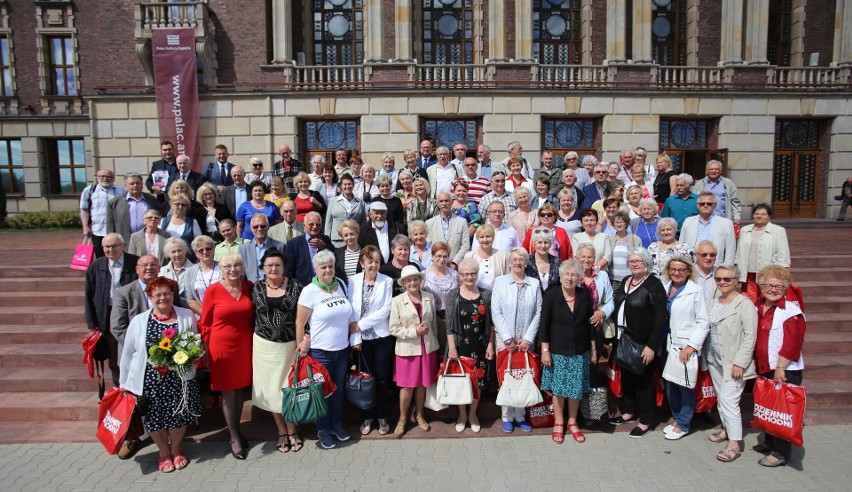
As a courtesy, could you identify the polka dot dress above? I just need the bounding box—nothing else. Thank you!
[142,317,201,433]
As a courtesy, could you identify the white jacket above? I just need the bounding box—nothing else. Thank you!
[119,306,198,396]
[347,272,393,345]
[664,280,710,353]
[680,215,736,267]
[734,222,791,282]
[491,274,542,348]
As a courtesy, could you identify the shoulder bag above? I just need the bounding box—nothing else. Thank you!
[662,338,699,389]
[614,328,648,375]
[436,358,474,405]
[496,351,543,408]
[281,357,328,424]
[345,351,376,410]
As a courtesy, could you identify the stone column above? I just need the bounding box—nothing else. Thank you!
[745,0,770,64]
[515,0,533,61]
[363,0,383,62]
[719,0,743,65]
[395,0,413,62]
[489,0,506,61]
[271,0,291,63]
[833,0,852,66]
[631,0,652,63]
[606,0,627,63]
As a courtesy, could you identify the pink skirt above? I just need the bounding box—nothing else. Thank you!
[394,337,439,388]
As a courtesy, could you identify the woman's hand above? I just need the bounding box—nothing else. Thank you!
[774,366,786,384]
[641,346,655,365]
[678,346,694,364]
[542,351,552,367]
[589,309,605,327]
[485,343,495,361]
[517,339,531,352]
[448,347,459,360]
[731,365,744,381]
[590,347,598,363]
[352,344,362,352]
[297,338,310,357]
[415,322,430,336]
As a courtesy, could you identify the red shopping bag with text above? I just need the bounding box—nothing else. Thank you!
[70,240,94,271]
[607,358,623,398]
[437,356,481,401]
[751,376,806,447]
[526,390,555,428]
[496,349,541,387]
[96,388,137,454]
[289,356,337,398]
[694,369,718,413]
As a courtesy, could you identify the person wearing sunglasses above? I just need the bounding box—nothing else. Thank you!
[523,204,572,261]
[680,191,736,267]
[244,156,272,187]
[237,214,284,282]
[581,162,610,210]
[181,235,221,317]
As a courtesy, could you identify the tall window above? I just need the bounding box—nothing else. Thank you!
[651,0,687,65]
[313,0,364,65]
[767,0,792,66]
[421,118,481,151]
[47,139,86,194]
[422,0,474,66]
[772,120,822,217]
[48,36,76,96]
[302,119,359,165]
[0,36,12,96]
[0,140,24,196]
[542,118,598,168]
[533,0,582,65]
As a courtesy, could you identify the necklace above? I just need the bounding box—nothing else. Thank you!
[563,290,576,302]
[630,274,648,287]
[151,310,175,321]
[266,279,285,290]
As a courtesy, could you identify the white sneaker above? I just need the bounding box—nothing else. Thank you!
[665,428,687,440]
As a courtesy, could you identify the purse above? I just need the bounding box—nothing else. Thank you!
[581,364,609,421]
[496,352,543,408]
[281,358,328,424]
[614,330,647,375]
[662,342,699,389]
[436,358,474,405]
[345,352,376,410]
[70,237,94,271]
[96,388,137,455]
[424,383,449,411]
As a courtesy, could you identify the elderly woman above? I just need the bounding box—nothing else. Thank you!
[607,210,643,290]
[423,241,459,354]
[312,162,339,205]
[194,182,231,241]
[491,247,542,433]
[653,154,678,207]
[406,177,438,223]
[399,149,428,186]
[597,197,623,236]
[464,224,509,290]
[555,188,582,235]
[325,173,366,248]
[160,237,195,293]
[607,162,621,183]
[523,204,572,261]
[625,185,644,220]
[348,155,364,186]
[576,243,615,356]
[265,176,290,208]
[246,156,272,187]
[648,217,695,276]
[661,255,709,440]
[354,164,380,203]
[161,194,202,255]
[390,265,441,438]
[292,172,325,223]
[128,209,169,264]
[541,259,597,444]
[735,204,791,303]
[572,209,611,269]
[295,250,359,450]
[119,277,199,473]
[612,248,668,437]
[198,252,253,459]
[703,264,757,463]
[333,219,361,283]
[380,235,419,295]
[166,179,203,223]
[251,249,304,453]
[376,174,405,229]
[348,246,394,436]
[752,265,805,468]
[531,177,556,209]
[408,220,433,270]
[629,164,654,200]
[236,181,281,240]
[446,258,494,433]
[395,169,416,210]
[629,198,660,248]
[526,227,561,293]
[451,180,482,239]
[180,235,219,316]
[507,186,538,241]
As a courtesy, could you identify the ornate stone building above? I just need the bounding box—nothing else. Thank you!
[0,0,850,218]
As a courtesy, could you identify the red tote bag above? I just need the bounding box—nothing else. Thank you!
[694,369,718,413]
[289,355,337,398]
[751,376,806,447]
[70,239,95,271]
[526,391,555,428]
[96,388,138,455]
[496,349,541,387]
[607,358,623,398]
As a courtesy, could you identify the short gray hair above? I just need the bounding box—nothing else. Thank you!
[676,173,694,187]
[696,240,716,252]
[656,217,678,239]
[705,160,723,172]
[582,155,598,167]
[558,259,584,278]
[143,208,162,219]
[191,235,215,251]
[638,198,658,211]
[407,220,428,236]
[661,255,698,284]
[715,264,740,279]
[312,249,335,270]
[594,162,608,173]
[458,258,480,273]
[507,140,521,152]
[311,154,326,165]
[530,227,552,246]
[164,237,188,254]
[508,246,529,265]
[512,186,531,199]
[391,234,411,250]
[376,174,393,187]
[576,242,596,258]
[628,247,653,272]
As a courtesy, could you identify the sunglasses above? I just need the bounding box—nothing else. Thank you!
[539,213,555,218]
[714,277,735,283]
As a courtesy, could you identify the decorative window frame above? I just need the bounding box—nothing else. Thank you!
[34,0,82,114]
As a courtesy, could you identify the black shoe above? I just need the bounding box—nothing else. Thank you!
[230,440,247,460]
[239,437,249,449]
[629,426,652,438]
[609,416,626,425]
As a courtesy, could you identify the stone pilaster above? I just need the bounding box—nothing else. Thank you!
[394,0,413,62]
[631,0,652,63]
[515,0,533,61]
[271,0,291,63]
[364,0,384,62]
[745,0,770,65]
[832,0,852,66]
[606,0,627,63]
[719,0,743,65]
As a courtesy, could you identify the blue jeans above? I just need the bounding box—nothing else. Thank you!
[310,347,349,433]
[666,382,696,433]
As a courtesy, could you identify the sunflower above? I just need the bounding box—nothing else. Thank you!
[158,338,172,350]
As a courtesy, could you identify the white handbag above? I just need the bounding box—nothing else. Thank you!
[436,359,473,405]
[424,383,448,411]
[662,343,699,389]
[496,352,543,408]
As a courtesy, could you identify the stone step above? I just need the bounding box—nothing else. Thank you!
[0,308,85,326]
[0,344,82,367]
[791,255,852,268]
[796,281,852,297]
[0,392,100,422]
[802,313,852,333]
[0,367,96,392]
[0,421,98,444]
[804,332,852,354]
[790,267,852,282]
[801,296,852,314]
[802,407,852,426]
[0,277,85,292]
[805,379,852,407]
[802,354,852,380]
[0,291,84,308]
[0,324,85,344]
[0,265,85,279]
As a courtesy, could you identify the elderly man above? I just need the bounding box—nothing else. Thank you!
[425,191,470,267]
[427,146,462,198]
[146,141,177,195]
[239,214,285,282]
[219,166,248,218]
[615,149,636,186]
[272,143,303,189]
[680,191,736,266]
[660,173,699,231]
[214,219,244,261]
[536,150,562,195]
[694,240,721,306]
[358,201,401,263]
[418,139,438,169]
[450,143,467,166]
[81,169,126,258]
[285,211,335,285]
[691,160,742,226]
[308,154,326,188]
[500,141,535,179]
[477,144,507,180]
[460,156,492,205]
[245,156,272,187]
[204,144,236,191]
[480,171,518,214]
[84,233,139,388]
[269,200,304,243]
[166,153,208,192]
[333,148,351,177]
[557,168,586,208]
[472,200,520,251]
[106,173,160,243]
[581,162,610,210]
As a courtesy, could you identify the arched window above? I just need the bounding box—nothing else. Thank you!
[533,0,582,65]
[651,0,686,66]
[422,0,475,65]
[312,0,364,65]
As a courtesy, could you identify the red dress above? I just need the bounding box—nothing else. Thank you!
[199,280,254,391]
[294,194,314,223]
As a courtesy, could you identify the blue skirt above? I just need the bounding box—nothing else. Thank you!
[541,352,590,400]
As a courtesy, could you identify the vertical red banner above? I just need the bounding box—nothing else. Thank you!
[152,29,202,172]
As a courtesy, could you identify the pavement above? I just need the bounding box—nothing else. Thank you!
[1,425,850,491]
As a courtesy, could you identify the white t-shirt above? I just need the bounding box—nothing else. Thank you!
[297,283,357,351]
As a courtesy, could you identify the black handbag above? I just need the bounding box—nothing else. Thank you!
[614,330,647,375]
[345,351,376,410]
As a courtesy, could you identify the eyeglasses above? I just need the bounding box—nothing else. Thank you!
[714,277,735,283]
[151,292,174,299]
[489,209,505,214]
[668,268,689,274]
[97,174,114,179]
[220,264,242,271]
[173,203,188,208]
[251,164,263,168]
[760,283,786,292]
[533,227,551,233]
[627,259,644,265]
[538,213,555,218]
[195,247,212,253]
[263,264,282,270]
[251,224,268,230]
[459,272,478,278]
[144,216,161,221]
[697,252,717,258]
[698,202,715,207]
[595,171,607,175]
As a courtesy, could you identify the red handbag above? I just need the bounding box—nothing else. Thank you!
[96,388,138,455]
[751,376,806,447]
[496,349,541,387]
[289,356,337,398]
[607,358,623,398]
[437,356,481,401]
[694,369,718,413]
[526,390,555,428]
[82,330,109,400]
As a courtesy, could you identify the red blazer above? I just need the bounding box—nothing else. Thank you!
[523,227,573,261]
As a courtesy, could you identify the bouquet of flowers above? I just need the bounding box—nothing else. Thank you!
[147,327,205,416]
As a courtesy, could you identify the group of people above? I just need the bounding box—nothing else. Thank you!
[82,141,805,472]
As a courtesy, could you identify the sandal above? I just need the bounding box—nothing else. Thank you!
[289,434,304,453]
[708,430,728,443]
[415,414,430,432]
[277,434,292,453]
[551,424,565,444]
[378,419,390,435]
[158,454,175,473]
[758,452,788,468]
[716,446,741,463]
[394,419,406,439]
[360,419,373,436]
[172,453,188,470]
[568,423,585,443]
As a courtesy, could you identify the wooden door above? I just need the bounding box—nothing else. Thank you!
[772,151,819,218]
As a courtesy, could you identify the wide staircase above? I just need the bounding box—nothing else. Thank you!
[0,228,849,443]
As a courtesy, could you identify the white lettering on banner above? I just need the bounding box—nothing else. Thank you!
[171,75,186,152]
[167,34,180,46]
[528,404,553,418]
[293,373,328,389]
[753,404,794,428]
[101,410,123,435]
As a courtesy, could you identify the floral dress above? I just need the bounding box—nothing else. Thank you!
[452,202,482,227]
[456,295,489,391]
[142,317,201,433]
